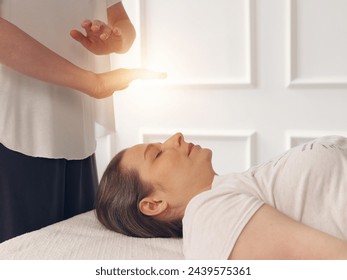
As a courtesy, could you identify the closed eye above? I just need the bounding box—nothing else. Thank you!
[155,150,162,158]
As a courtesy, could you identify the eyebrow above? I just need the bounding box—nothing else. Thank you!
[144,144,155,159]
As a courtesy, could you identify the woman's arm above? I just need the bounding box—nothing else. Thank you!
[0,17,163,99]
[107,1,136,53]
[0,18,95,94]
[229,204,347,260]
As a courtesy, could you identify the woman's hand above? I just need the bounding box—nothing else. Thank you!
[70,2,136,55]
[86,68,167,99]
[70,19,126,55]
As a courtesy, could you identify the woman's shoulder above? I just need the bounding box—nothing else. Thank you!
[182,176,264,259]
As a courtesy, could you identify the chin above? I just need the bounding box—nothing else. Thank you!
[206,148,213,155]
[203,148,213,161]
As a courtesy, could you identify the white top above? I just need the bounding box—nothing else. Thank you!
[0,0,121,159]
[183,136,347,259]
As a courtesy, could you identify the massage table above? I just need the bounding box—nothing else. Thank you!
[0,210,184,260]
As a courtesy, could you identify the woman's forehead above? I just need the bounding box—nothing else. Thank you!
[130,143,147,154]
[122,144,147,167]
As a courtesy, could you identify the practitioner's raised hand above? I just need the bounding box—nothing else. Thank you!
[70,19,133,55]
[70,3,135,55]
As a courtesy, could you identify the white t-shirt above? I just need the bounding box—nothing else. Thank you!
[0,0,121,159]
[183,136,347,259]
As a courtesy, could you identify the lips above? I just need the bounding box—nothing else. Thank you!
[188,143,194,156]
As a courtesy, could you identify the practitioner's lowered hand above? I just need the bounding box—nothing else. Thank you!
[85,68,167,99]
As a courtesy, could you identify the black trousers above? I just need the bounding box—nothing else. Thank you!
[0,143,98,243]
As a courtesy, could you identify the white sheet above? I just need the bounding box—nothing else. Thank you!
[0,211,184,260]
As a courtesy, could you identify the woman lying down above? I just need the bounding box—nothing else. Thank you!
[96,133,347,259]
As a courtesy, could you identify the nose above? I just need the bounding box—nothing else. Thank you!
[163,132,184,148]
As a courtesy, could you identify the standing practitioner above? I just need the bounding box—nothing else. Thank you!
[0,0,165,243]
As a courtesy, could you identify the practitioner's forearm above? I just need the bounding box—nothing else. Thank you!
[0,17,97,96]
[107,3,136,53]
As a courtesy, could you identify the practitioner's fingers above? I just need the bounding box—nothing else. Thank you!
[127,69,167,81]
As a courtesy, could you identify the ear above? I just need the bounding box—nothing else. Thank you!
[139,197,168,217]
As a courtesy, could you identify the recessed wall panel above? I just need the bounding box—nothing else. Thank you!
[138,0,255,87]
[288,0,347,87]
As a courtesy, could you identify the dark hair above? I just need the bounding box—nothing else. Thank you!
[95,149,183,238]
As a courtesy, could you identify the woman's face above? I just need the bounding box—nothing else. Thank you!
[121,133,216,213]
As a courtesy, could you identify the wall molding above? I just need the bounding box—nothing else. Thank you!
[286,0,347,88]
[136,0,256,89]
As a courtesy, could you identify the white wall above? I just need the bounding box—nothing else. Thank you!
[96,0,347,177]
